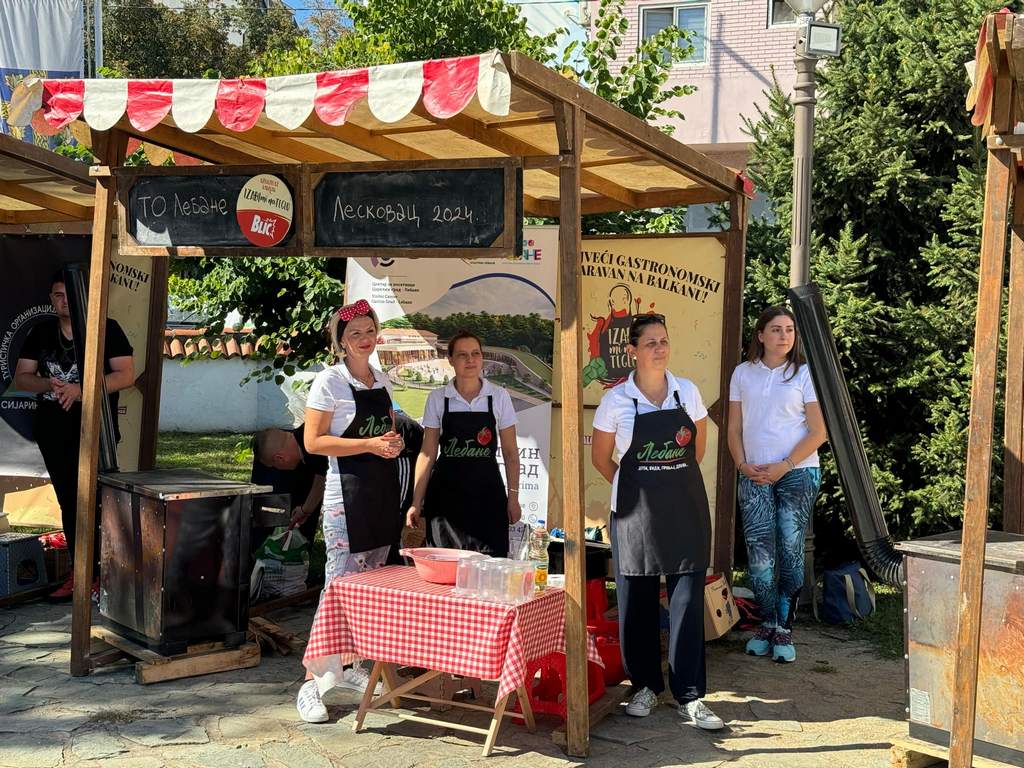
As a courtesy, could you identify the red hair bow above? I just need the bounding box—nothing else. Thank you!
[337,299,371,321]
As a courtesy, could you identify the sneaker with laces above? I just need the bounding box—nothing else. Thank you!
[745,624,776,657]
[625,686,659,717]
[337,665,382,695]
[47,573,74,602]
[772,629,796,663]
[679,699,724,730]
[296,679,329,723]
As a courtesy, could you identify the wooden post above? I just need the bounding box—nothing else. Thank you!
[70,130,125,677]
[948,148,1013,768]
[713,194,747,574]
[137,257,168,470]
[555,100,589,758]
[1004,177,1024,534]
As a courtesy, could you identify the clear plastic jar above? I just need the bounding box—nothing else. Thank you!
[453,553,486,598]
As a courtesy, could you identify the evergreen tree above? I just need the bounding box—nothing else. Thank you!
[743,0,1009,548]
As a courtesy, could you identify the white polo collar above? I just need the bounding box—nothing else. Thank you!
[623,370,681,408]
[753,358,790,373]
[444,377,495,407]
[338,361,386,389]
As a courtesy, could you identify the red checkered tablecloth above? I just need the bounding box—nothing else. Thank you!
[304,565,602,700]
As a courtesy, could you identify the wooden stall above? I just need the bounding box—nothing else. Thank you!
[943,12,1024,768]
[8,50,747,756]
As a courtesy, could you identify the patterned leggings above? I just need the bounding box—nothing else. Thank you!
[738,468,821,629]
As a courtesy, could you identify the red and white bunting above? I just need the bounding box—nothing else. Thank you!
[9,50,511,134]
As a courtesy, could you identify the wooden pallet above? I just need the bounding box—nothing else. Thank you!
[891,736,1021,768]
[91,625,260,684]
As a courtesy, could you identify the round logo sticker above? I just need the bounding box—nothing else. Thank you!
[236,174,293,247]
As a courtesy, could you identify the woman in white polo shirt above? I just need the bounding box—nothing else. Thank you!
[296,298,405,724]
[591,314,723,730]
[406,331,521,556]
[728,305,827,664]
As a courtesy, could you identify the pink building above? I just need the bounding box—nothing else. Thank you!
[593,0,802,169]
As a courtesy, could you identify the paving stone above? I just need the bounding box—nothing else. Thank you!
[261,742,332,768]
[0,646,52,664]
[328,744,426,768]
[216,715,289,745]
[86,756,165,768]
[0,631,71,647]
[172,744,267,768]
[0,707,91,733]
[747,699,804,733]
[119,717,211,747]
[70,728,131,760]
[591,711,683,746]
[0,731,68,768]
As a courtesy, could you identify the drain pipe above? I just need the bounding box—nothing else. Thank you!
[788,284,903,586]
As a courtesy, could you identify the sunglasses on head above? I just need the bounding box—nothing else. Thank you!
[631,313,666,329]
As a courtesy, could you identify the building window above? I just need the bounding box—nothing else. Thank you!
[769,1,798,26]
[641,4,708,65]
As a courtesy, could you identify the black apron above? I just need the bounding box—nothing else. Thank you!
[424,395,509,557]
[336,384,402,554]
[612,391,710,576]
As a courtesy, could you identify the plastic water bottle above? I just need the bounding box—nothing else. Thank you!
[528,525,550,592]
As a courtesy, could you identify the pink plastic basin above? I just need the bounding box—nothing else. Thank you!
[399,547,479,584]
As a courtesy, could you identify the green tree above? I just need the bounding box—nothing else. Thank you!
[174,0,693,382]
[742,0,1010,546]
[97,0,299,79]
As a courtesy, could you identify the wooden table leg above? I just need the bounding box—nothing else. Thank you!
[380,663,403,708]
[482,692,512,757]
[516,685,536,733]
[354,661,384,733]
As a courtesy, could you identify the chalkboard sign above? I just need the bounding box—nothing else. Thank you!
[314,165,519,251]
[125,174,295,249]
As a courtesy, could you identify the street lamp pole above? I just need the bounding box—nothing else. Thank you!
[790,21,817,289]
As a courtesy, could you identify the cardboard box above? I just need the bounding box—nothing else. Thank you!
[704,574,738,640]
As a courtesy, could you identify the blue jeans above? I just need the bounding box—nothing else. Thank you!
[738,468,821,629]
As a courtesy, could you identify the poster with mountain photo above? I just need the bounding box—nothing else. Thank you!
[344,226,557,527]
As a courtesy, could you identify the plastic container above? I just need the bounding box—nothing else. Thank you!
[475,558,504,601]
[527,526,550,591]
[399,547,480,585]
[453,552,487,597]
[505,560,536,604]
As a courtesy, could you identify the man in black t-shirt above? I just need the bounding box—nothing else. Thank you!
[14,272,135,601]
[251,423,327,553]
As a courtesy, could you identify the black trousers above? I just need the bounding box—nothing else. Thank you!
[35,402,99,575]
[615,570,706,703]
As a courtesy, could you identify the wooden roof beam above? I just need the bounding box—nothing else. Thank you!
[0,132,93,185]
[504,53,742,196]
[112,119,265,165]
[0,179,92,219]
[302,117,434,162]
[1,208,78,224]
[416,107,639,207]
[200,122,346,164]
[528,185,730,217]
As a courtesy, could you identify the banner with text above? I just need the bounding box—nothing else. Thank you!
[345,225,557,526]
[549,235,727,534]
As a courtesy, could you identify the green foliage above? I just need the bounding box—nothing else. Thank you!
[562,0,695,125]
[97,0,300,79]
[742,0,1011,543]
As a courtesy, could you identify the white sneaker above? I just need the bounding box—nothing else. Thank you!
[337,665,382,695]
[625,687,659,717]
[296,679,328,723]
[679,699,724,730]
